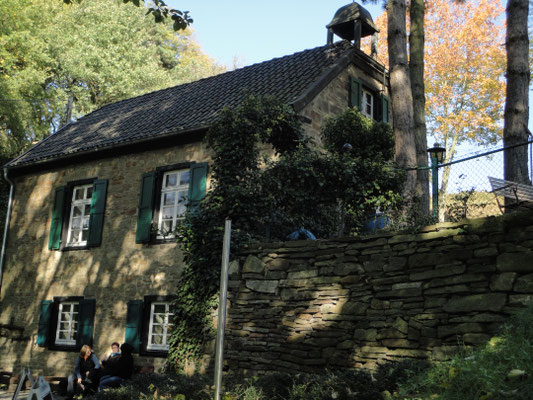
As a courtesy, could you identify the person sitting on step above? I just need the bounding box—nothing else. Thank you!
[66,344,101,399]
[98,343,134,391]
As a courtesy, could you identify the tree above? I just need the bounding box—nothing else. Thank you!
[387,0,418,197]
[425,0,506,219]
[168,97,403,370]
[0,0,52,157]
[409,0,430,215]
[363,0,418,212]
[0,0,223,155]
[503,0,530,187]
[0,0,222,240]
[367,0,506,220]
[63,0,193,31]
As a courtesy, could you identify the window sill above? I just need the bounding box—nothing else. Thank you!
[139,349,169,358]
[48,343,79,352]
[149,238,178,245]
[61,245,92,252]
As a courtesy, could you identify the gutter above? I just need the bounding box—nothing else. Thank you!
[0,167,14,296]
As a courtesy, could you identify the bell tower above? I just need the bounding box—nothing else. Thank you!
[326,2,379,54]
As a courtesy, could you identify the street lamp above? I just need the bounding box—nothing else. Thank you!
[427,143,446,219]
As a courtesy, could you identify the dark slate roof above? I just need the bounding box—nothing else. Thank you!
[8,41,357,168]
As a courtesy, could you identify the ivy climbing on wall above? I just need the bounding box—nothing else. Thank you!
[167,96,404,371]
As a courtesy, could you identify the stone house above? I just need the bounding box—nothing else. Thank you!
[0,5,391,375]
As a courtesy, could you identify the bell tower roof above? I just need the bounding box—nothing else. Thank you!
[326,3,379,43]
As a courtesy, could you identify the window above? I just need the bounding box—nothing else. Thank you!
[48,179,108,250]
[36,297,95,351]
[136,162,208,244]
[361,89,374,119]
[66,185,93,246]
[147,302,173,351]
[124,296,176,356]
[349,77,390,123]
[55,302,79,345]
[156,169,190,238]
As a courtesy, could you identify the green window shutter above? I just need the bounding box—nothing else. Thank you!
[87,179,108,247]
[36,300,52,347]
[381,94,390,124]
[125,300,143,353]
[187,163,208,212]
[350,77,362,110]
[76,299,96,348]
[48,186,67,250]
[136,172,156,244]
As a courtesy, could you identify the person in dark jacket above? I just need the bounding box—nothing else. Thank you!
[101,342,121,363]
[67,344,101,398]
[98,343,134,391]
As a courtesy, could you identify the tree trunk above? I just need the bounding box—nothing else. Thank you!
[387,0,417,201]
[409,0,430,215]
[503,0,530,188]
[61,96,74,128]
[438,128,459,221]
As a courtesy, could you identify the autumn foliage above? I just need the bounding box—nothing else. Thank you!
[364,0,506,156]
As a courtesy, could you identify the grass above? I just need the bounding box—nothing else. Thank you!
[445,190,501,222]
[394,304,533,399]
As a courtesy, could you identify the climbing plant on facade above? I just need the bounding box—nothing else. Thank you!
[167,97,403,370]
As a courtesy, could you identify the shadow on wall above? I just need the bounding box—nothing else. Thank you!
[224,212,533,374]
[225,241,378,374]
[0,157,187,375]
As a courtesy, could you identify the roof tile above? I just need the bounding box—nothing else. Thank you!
[8,41,354,168]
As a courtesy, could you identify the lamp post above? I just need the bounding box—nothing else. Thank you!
[427,143,446,219]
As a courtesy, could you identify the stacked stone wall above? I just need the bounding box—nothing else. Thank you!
[225,212,533,374]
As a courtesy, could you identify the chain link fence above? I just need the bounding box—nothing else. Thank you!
[428,140,533,222]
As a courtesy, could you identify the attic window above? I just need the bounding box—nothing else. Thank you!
[361,89,374,119]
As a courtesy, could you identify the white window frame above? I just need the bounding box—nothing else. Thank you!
[55,301,79,346]
[361,89,374,119]
[156,169,190,239]
[147,302,173,351]
[66,184,93,246]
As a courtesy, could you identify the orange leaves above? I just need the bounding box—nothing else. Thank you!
[363,0,506,148]
[425,0,506,146]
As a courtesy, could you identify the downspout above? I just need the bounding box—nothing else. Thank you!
[0,167,14,296]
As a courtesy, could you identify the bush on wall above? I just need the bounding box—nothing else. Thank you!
[167,96,404,370]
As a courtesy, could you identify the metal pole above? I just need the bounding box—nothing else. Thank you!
[0,168,14,296]
[214,218,231,400]
[431,156,439,219]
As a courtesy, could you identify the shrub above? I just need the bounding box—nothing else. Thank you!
[168,98,403,370]
[395,303,533,399]
[88,361,429,400]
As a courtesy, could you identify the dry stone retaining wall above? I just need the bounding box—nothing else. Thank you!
[225,212,533,374]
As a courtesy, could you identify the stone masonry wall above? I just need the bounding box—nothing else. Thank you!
[300,63,388,147]
[0,59,386,376]
[225,212,533,374]
[0,141,210,376]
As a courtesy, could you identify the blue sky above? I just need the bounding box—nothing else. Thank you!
[169,1,531,190]
[170,1,385,68]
